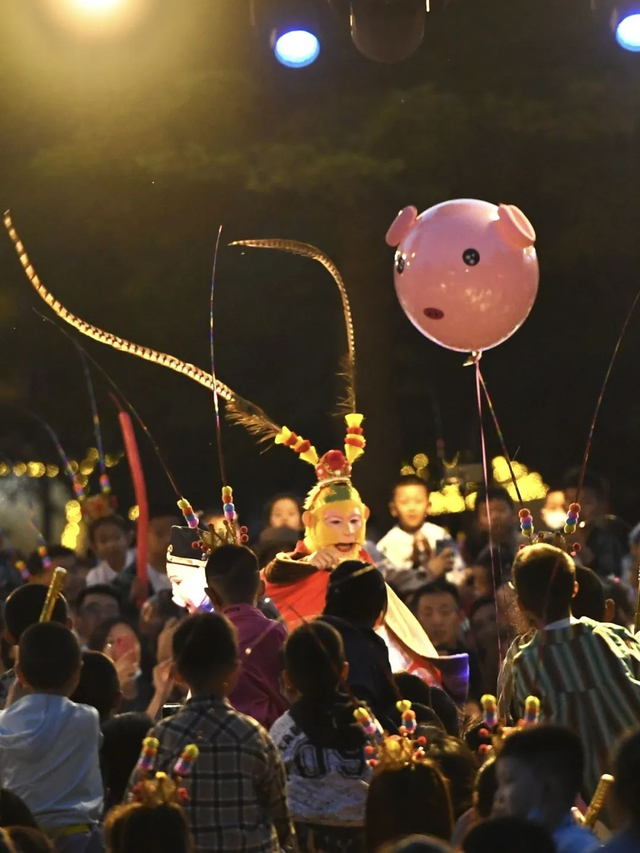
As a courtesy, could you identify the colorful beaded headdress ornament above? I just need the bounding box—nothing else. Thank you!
[471,694,541,758]
[131,737,199,807]
[354,700,428,774]
[519,502,582,557]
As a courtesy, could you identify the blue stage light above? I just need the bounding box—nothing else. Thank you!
[273,29,320,67]
[615,12,640,50]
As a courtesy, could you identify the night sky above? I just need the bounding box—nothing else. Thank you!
[1,0,640,533]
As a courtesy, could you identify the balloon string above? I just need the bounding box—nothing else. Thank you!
[35,310,183,499]
[75,345,110,494]
[577,287,640,504]
[209,226,227,488]
[475,360,503,673]
[477,365,524,509]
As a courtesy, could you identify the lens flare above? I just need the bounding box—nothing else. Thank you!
[274,30,320,68]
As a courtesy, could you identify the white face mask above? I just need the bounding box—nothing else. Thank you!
[541,509,566,531]
[169,565,210,613]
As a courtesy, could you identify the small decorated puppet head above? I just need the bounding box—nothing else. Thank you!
[130,737,199,807]
[302,455,370,564]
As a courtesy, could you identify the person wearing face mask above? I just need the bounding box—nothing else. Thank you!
[540,488,567,532]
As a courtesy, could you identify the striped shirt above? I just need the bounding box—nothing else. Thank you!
[140,697,293,853]
[512,618,640,797]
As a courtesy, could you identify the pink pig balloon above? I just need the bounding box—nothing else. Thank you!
[386,199,539,353]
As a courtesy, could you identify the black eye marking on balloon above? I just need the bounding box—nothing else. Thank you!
[463,248,480,266]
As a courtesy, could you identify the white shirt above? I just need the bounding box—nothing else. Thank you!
[85,561,118,587]
[86,556,171,594]
[376,521,466,583]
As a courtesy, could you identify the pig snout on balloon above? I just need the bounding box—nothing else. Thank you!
[386,199,539,353]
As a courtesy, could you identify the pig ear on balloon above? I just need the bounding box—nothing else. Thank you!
[496,204,536,249]
[386,206,418,246]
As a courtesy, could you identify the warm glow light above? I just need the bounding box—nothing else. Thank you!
[41,0,149,38]
[72,0,123,10]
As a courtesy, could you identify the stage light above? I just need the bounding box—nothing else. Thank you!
[615,11,640,50]
[273,28,321,67]
[609,2,640,50]
[72,0,123,10]
[44,0,147,36]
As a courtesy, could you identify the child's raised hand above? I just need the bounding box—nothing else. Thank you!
[427,547,455,578]
[152,659,174,700]
[157,617,180,664]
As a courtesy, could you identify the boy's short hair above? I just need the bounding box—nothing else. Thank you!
[19,623,81,692]
[391,474,429,501]
[71,651,121,722]
[414,579,460,608]
[75,584,121,614]
[88,515,130,543]
[4,585,68,642]
[572,566,605,622]
[499,725,584,810]
[469,596,496,621]
[172,613,237,688]
[205,545,260,603]
[612,728,640,818]
[474,485,514,511]
[324,561,387,626]
[284,621,345,698]
[512,544,575,620]
[0,789,38,829]
[26,545,76,577]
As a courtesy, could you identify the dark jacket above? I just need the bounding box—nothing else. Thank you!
[318,614,398,729]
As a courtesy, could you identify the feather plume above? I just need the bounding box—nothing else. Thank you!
[231,238,357,412]
[225,398,281,444]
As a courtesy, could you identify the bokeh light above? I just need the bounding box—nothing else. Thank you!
[71,0,124,11]
[273,30,320,68]
[616,14,640,51]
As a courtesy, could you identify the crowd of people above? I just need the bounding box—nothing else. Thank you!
[0,465,638,853]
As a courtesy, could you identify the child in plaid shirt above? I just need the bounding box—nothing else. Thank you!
[138,613,293,853]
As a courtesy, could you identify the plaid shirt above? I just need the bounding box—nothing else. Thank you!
[141,697,292,853]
